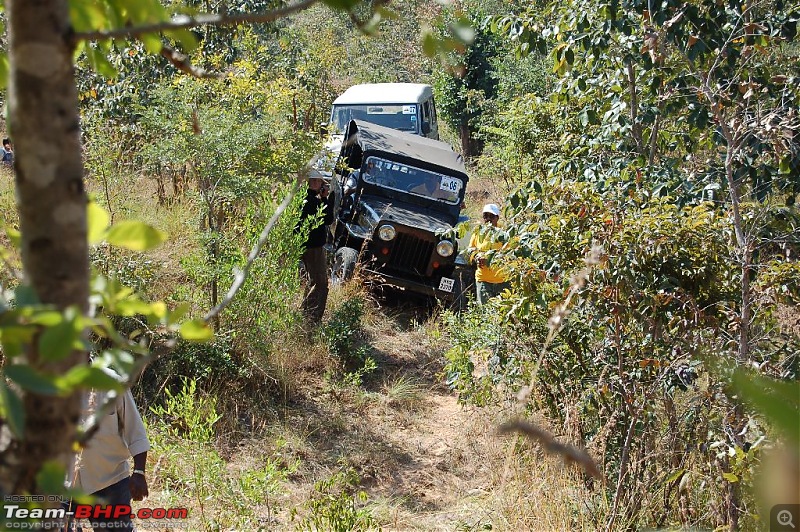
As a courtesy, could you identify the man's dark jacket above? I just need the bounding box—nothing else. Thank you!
[298,188,334,249]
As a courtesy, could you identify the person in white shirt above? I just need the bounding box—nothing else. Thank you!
[66,388,150,531]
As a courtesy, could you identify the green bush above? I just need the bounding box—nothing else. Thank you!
[443,175,776,528]
[292,466,379,532]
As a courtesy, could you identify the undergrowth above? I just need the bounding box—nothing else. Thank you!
[147,378,298,530]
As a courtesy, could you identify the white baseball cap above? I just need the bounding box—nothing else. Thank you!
[482,203,501,217]
[306,168,330,181]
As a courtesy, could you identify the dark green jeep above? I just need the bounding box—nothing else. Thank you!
[329,120,473,306]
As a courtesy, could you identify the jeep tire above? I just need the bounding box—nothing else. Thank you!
[331,247,359,285]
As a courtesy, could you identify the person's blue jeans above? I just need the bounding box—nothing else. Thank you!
[63,477,134,531]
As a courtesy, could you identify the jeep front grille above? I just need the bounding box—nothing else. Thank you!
[388,232,434,274]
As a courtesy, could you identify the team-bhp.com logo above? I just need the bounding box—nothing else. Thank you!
[4,502,188,526]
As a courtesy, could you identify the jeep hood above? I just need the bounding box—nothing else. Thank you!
[361,196,454,233]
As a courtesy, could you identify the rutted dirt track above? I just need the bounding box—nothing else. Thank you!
[268,299,576,531]
[140,297,579,531]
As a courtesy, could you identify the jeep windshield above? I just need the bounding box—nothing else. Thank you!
[330,105,418,134]
[361,156,463,206]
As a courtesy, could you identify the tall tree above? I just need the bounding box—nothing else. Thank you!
[434,17,501,157]
[0,0,353,499]
[494,0,799,362]
[4,0,88,496]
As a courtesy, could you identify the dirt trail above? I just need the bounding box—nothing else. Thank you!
[141,297,574,531]
[343,304,514,530]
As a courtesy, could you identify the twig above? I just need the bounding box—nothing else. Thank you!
[71,0,320,43]
[516,245,603,404]
[605,408,640,531]
[499,420,604,481]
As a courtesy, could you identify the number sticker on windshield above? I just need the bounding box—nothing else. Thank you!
[403,105,416,114]
[440,176,461,193]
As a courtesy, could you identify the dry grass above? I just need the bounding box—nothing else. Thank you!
[86,174,205,305]
[67,168,597,530]
[135,275,593,530]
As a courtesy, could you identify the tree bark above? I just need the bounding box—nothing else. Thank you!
[724,146,751,363]
[2,0,89,496]
[459,118,472,159]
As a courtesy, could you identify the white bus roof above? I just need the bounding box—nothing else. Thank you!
[332,83,433,105]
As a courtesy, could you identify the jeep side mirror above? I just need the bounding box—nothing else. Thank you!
[319,122,329,138]
[421,121,431,135]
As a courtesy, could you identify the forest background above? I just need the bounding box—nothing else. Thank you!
[0,0,798,530]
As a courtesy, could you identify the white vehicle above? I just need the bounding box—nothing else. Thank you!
[314,83,440,177]
[328,83,439,140]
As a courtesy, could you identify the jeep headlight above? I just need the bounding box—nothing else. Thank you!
[436,240,455,257]
[378,224,397,241]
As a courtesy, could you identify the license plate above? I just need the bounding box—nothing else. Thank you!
[438,277,455,293]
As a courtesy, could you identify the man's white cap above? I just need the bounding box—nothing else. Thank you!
[482,203,501,216]
[306,168,330,181]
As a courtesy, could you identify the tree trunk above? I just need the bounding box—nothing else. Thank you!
[459,118,472,159]
[724,151,751,363]
[2,0,89,497]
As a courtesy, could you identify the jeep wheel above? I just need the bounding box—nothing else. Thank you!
[331,247,359,285]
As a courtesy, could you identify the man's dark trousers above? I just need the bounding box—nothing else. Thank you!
[302,246,328,321]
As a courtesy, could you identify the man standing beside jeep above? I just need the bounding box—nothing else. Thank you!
[469,203,510,305]
[298,171,335,321]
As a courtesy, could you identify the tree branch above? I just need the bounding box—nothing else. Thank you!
[625,57,646,157]
[160,45,222,78]
[71,0,320,43]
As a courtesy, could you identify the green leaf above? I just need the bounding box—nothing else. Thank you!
[731,369,800,443]
[69,0,109,33]
[106,220,167,251]
[664,468,685,484]
[180,319,214,342]
[0,53,8,91]
[87,201,111,244]
[116,298,159,317]
[421,31,438,58]
[0,380,25,437]
[0,326,35,358]
[168,302,191,324]
[85,43,119,79]
[57,366,124,392]
[5,365,62,395]
[579,110,590,127]
[36,461,67,495]
[140,32,163,54]
[29,311,64,327]
[722,472,739,483]
[39,317,80,362]
[164,28,198,52]
[5,225,21,247]
[779,156,792,174]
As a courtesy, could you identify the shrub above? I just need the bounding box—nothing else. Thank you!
[292,466,379,532]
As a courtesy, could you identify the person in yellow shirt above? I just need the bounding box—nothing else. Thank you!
[468,203,510,304]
